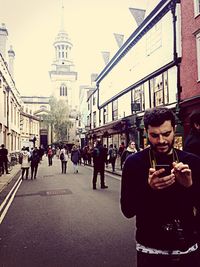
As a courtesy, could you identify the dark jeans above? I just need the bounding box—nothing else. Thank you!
[21,168,29,179]
[61,161,67,173]
[93,166,105,187]
[109,157,117,171]
[2,160,8,173]
[137,250,200,267]
[48,156,52,166]
[31,163,38,179]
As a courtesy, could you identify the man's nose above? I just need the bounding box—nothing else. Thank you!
[158,134,165,143]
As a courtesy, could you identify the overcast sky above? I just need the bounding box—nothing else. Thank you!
[0,0,160,97]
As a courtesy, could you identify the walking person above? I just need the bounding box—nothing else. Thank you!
[20,147,31,180]
[82,146,88,165]
[103,144,109,167]
[30,147,40,179]
[60,146,68,174]
[38,145,45,161]
[184,110,200,158]
[121,140,138,169]
[0,144,9,174]
[121,107,200,267]
[118,141,125,158]
[108,144,118,172]
[71,145,80,173]
[92,139,108,190]
[47,146,53,166]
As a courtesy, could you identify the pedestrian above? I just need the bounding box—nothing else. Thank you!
[121,140,137,169]
[103,144,109,167]
[118,141,125,158]
[38,145,45,161]
[121,107,200,267]
[82,145,88,165]
[108,144,118,172]
[87,146,92,165]
[20,147,31,180]
[71,145,80,173]
[47,146,53,166]
[184,110,200,158]
[60,146,69,174]
[92,139,108,190]
[78,146,82,165]
[0,144,9,174]
[30,147,40,179]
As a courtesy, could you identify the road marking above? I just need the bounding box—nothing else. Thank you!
[0,176,22,224]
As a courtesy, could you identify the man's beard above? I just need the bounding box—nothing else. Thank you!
[149,139,174,155]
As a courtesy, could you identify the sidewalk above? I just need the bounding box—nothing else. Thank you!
[105,163,122,176]
[0,164,21,194]
[85,156,122,177]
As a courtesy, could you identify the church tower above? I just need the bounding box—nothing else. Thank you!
[49,4,77,107]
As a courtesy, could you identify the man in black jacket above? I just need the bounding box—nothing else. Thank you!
[121,107,200,267]
[92,139,108,190]
[0,144,9,174]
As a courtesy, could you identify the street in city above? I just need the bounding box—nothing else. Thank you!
[0,156,136,267]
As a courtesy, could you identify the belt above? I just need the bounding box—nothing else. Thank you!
[136,242,198,255]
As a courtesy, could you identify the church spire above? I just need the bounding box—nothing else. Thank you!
[60,0,65,32]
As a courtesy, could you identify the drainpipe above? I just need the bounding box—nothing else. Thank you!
[171,0,183,137]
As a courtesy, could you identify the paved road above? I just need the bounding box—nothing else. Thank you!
[0,156,136,267]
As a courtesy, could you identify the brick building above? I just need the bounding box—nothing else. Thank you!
[179,0,200,137]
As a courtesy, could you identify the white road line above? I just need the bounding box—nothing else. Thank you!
[0,176,22,224]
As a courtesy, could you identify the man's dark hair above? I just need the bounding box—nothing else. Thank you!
[144,107,176,131]
[189,110,200,129]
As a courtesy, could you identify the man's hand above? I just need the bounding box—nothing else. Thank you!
[172,162,192,188]
[148,168,175,190]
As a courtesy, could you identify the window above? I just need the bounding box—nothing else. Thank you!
[150,71,169,107]
[194,0,200,16]
[146,21,162,56]
[132,84,145,111]
[87,115,91,129]
[11,101,13,123]
[93,111,96,128]
[60,84,67,96]
[196,32,200,80]
[3,91,6,117]
[112,100,118,120]
[103,106,108,124]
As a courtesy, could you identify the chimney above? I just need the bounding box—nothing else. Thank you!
[0,23,8,59]
[8,45,15,78]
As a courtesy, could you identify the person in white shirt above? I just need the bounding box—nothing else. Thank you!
[60,146,69,174]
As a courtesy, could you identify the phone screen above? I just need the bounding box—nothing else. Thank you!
[155,164,171,177]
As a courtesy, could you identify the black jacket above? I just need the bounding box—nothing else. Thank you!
[184,130,200,158]
[121,147,200,250]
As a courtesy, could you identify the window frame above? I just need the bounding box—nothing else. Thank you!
[196,32,200,81]
[194,0,200,17]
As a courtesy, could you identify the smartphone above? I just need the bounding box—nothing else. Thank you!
[155,164,171,177]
